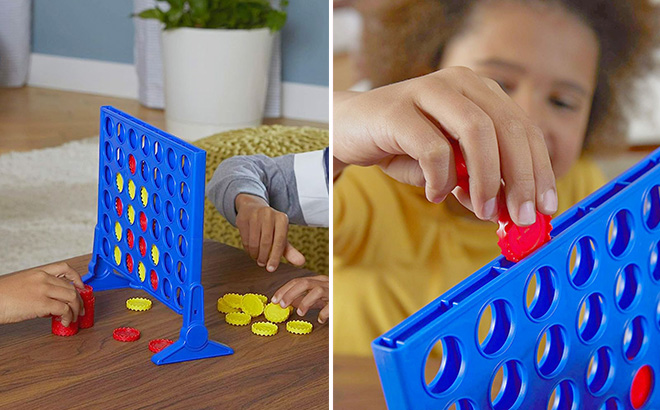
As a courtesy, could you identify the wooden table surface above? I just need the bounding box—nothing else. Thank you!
[0,241,328,409]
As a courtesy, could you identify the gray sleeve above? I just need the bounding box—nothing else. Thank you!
[205,154,306,226]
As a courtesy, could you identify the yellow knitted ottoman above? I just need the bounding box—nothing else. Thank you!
[194,125,329,276]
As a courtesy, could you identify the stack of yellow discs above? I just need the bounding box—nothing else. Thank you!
[264,303,291,323]
[217,297,240,314]
[225,312,251,326]
[286,320,313,335]
[241,294,265,317]
[250,294,268,304]
[222,293,243,309]
[126,297,152,311]
[251,322,278,336]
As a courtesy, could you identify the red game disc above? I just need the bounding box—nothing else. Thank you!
[126,229,134,249]
[139,212,147,232]
[128,154,136,175]
[52,316,79,336]
[115,197,123,217]
[126,253,134,273]
[77,284,94,301]
[497,207,552,262]
[148,339,174,353]
[631,365,653,409]
[113,327,141,342]
[139,237,147,257]
[150,269,158,290]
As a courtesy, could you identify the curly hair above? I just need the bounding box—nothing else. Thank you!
[357,0,660,152]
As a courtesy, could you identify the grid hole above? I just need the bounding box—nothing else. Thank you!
[166,175,176,196]
[180,182,190,204]
[424,336,463,395]
[650,241,660,282]
[526,266,558,320]
[446,400,475,410]
[105,117,113,137]
[164,253,173,274]
[577,293,605,343]
[478,300,513,356]
[181,155,190,177]
[103,190,111,209]
[128,128,138,149]
[643,185,660,230]
[178,235,188,257]
[607,209,633,257]
[141,134,150,156]
[586,347,614,395]
[154,141,163,161]
[547,380,578,410]
[165,227,174,248]
[102,238,110,257]
[179,208,189,230]
[152,219,161,240]
[623,316,648,361]
[536,325,567,378]
[153,167,163,188]
[117,123,124,142]
[176,287,184,309]
[141,160,149,182]
[599,397,622,410]
[490,360,525,410]
[104,166,112,185]
[152,193,162,214]
[167,148,177,169]
[165,201,174,222]
[102,214,111,233]
[116,147,125,168]
[616,264,641,311]
[176,261,186,282]
[569,237,597,287]
[104,142,113,161]
[162,277,172,299]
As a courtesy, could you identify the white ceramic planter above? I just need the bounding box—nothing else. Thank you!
[161,27,274,141]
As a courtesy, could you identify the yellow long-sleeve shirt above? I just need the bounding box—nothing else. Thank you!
[333,157,606,356]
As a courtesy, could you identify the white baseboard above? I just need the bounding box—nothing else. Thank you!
[27,53,328,123]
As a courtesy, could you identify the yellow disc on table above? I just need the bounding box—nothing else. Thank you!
[140,187,148,207]
[217,297,239,314]
[225,312,251,326]
[114,221,122,241]
[286,320,313,335]
[116,173,124,192]
[241,294,264,317]
[251,322,278,337]
[264,303,291,323]
[151,245,160,265]
[126,297,152,311]
[114,246,121,265]
[138,262,146,282]
[127,205,135,224]
[222,293,243,309]
[128,179,136,200]
[253,294,268,304]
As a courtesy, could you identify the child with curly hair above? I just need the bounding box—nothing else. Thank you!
[334,0,659,355]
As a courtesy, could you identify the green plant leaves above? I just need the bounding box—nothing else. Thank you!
[136,0,287,31]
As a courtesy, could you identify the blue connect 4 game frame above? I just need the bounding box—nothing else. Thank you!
[373,148,660,409]
[84,106,233,365]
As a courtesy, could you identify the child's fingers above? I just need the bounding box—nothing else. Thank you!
[41,262,85,289]
[45,282,82,321]
[527,130,558,215]
[48,275,86,316]
[271,278,312,308]
[45,299,74,327]
[283,243,305,267]
[267,214,290,272]
[256,210,275,267]
[295,286,326,317]
[318,304,329,324]
[247,212,262,260]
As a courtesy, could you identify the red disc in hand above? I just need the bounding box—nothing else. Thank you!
[497,207,552,262]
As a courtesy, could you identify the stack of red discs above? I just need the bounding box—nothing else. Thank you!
[51,315,79,336]
[77,284,95,329]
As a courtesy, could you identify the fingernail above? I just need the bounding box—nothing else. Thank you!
[318,318,325,324]
[257,262,265,267]
[542,189,558,214]
[483,197,498,219]
[518,201,536,226]
[297,309,303,316]
[272,296,279,303]
[280,301,287,308]
[267,265,275,272]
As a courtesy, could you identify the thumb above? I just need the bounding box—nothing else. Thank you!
[283,243,306,266]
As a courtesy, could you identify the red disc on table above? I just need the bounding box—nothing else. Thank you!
[631,365,654,409]
[139,212,147,232]
[150,269,158,290]
[497,207,552,262]
[126,229,134,249]
[128,154,136,175]
[115,197,123,217]
[148,339,174,353]
[126,253,134,273]
[113,327,141,342]
[52,316,79,336]
[139,237,147,257]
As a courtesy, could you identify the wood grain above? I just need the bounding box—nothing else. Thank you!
[0,241,328,409]
[0,86,328,155]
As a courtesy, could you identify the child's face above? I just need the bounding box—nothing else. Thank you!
[439,1,599,178]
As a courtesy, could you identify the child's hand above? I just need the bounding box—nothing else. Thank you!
[0,262,85,326]
[334,67,558,227]
[271,275,329,324]
[235,193,306,272]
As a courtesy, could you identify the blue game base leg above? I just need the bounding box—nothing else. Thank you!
[84,253,132,291]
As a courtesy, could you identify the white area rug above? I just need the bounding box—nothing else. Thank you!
[0,137,99,274]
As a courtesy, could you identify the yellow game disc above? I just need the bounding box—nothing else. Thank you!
[138,262,146,282]
[116,173,124,192]
[217,297,239,314]
[286,320,313,335]
[225,312,251,326]
[127,205,135,224]
[114,246,121,265]
[264,303,291,323]
[126,297,152,311]
[222,293,243,309]
[114,221,122,241]
[151,245,160,265]
[251,294,268,304]
[251,322,278,337]
[140,186,148,207]
[241,294,264,317]
[128,179,136,199]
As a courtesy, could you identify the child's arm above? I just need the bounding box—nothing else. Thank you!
[334,67,558,227]
[271,275,329,324]
[0,262,84,326]
[207,149,329,272]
